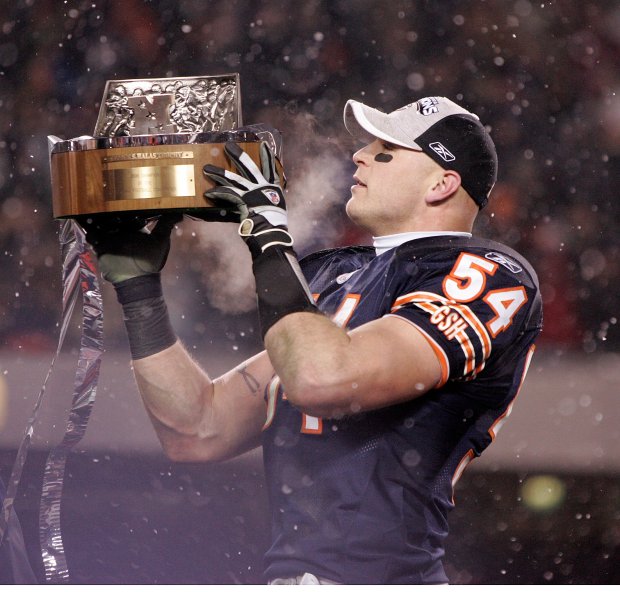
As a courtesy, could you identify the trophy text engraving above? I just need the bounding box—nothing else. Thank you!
[103,151,194,162]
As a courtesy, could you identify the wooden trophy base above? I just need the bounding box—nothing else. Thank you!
[50,135,282,221]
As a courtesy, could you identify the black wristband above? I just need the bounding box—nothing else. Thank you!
[114,274,163,305]
[251,247,319,339]
[113,275,177,359]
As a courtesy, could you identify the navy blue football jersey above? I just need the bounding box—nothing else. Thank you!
[261,235,542,584]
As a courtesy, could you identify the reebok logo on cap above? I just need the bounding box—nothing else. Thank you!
[428,142,455,162]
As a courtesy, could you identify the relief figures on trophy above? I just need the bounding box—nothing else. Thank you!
[95,76,240,137]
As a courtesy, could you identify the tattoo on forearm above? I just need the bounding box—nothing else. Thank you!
[237,366,260,395]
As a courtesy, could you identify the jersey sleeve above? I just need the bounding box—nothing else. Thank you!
[388,249,539,387]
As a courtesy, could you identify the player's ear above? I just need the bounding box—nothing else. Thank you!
[425,170,462,205]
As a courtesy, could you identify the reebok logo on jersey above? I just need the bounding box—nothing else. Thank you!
[429,142,455,162]
[262,189,281,205]
[485,252,522,274]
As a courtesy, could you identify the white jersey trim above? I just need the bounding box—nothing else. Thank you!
[373,231,472,256]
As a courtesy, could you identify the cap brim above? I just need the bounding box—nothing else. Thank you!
[344,100,423,150]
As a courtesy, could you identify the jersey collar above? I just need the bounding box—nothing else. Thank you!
[372,231,472,256]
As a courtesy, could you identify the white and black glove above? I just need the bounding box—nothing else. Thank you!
[203,141,292,258]
[203,141,318,338]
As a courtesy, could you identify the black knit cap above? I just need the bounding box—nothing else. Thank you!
[344,96,498,208]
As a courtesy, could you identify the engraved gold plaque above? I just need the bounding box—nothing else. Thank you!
[103,164,196,201]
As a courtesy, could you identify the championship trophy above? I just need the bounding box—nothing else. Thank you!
[48,74,283,221]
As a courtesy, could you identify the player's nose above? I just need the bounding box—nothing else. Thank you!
[352,142,374,166]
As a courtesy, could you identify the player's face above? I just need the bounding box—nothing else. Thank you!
[347,139,442,235]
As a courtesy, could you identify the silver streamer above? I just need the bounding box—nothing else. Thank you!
[38,220,104,582]
[0,220,82,543]
[0,219,103,583]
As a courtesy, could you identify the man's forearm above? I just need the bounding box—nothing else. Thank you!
[132,341,213,432]
[115,276,215,453]
[114,276,270,462]
[83,214,268,461]
[131,340,274,463]
[131,341,215,454]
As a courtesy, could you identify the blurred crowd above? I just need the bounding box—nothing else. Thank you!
[0,0,618,353]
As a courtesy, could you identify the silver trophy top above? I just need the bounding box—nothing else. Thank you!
[93,74,242,137]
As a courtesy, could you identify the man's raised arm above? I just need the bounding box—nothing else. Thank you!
[83,214,270,462]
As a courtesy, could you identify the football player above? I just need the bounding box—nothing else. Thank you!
[86,96,542,584]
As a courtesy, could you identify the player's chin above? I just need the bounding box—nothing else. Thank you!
[345,195,356,216]
[346,188,365,208]
[345,197,366,226]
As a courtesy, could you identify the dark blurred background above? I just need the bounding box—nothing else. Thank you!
[0,0,618,585]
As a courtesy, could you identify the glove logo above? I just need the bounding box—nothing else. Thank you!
[262,188,281,205]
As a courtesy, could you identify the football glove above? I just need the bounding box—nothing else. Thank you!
[203,141,292,259]
[81,214,181,285]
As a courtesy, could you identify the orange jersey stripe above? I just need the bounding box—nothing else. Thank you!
[393,291,492,357]
[392,291,493,376]
[392,293,479,378]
